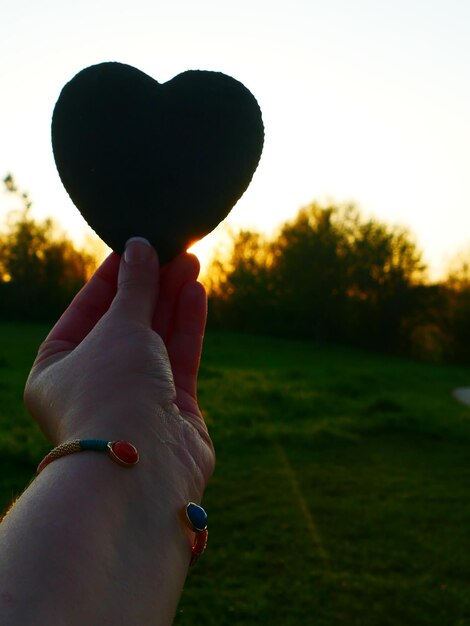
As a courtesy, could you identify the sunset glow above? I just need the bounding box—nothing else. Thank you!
[1,0,469,279]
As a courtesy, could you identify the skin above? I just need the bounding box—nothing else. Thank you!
[0,239,215,625]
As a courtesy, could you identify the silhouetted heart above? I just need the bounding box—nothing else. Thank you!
[51,62,264,263]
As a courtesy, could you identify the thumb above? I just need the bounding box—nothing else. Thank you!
[111,237,160,324]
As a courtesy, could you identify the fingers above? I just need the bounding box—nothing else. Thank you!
[111,238,160,325]
[167,280,207,401]
[39,245,197,354]
[153,253,200,342]
[43,252,120,347]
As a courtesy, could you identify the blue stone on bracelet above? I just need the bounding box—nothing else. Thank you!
[186,502,208,532]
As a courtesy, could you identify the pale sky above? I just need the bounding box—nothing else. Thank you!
[1,0,469,278]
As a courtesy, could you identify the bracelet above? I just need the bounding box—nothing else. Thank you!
[36,440,208,565]
[36,439,139,474]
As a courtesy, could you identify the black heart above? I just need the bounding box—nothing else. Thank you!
[51,62,264,263]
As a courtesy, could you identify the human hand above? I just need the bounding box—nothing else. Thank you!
[24,238,214,494]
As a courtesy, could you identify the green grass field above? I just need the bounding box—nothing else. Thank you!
[1,323,470,625]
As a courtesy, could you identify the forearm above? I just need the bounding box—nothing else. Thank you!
[0,434,198,625]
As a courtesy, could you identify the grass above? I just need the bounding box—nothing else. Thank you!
[1,324,470,625]
[0,323,52,506]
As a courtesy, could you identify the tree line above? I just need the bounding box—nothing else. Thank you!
[206,202,470,363]
[2,175,470,363]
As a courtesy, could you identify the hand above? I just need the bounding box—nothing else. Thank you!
[24,239,215,494]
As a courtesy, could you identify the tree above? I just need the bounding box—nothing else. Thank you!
[441,249,470,362]
[269,203,351,340]
[342,210,426,349]
[0,174,97,321]
[207,229,274,332]
[263,202,426,347]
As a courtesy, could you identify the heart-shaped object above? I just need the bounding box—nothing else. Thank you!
[52,62,264,263]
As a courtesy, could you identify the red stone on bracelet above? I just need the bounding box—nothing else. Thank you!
[192,529,208,557]
[107,440,140,466]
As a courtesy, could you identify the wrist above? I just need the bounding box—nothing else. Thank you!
[2,442,197,623]
[55,401,175,464]
[54,402,209,499]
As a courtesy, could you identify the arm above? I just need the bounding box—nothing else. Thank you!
[0,239,215,625]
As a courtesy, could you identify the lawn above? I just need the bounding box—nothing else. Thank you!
[1,323,470,625]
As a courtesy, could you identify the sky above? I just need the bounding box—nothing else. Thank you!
[1,0,469,278]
